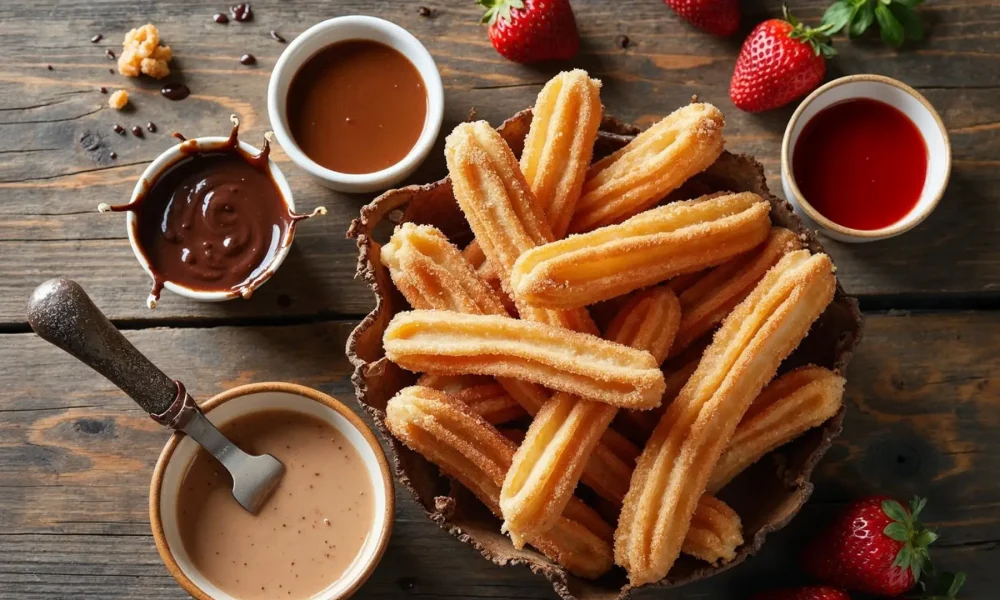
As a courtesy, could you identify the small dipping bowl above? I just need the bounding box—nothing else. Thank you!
[781,74,951,243]
[116,133,300,307]
[151,383,394,600]
[268,16,444,193]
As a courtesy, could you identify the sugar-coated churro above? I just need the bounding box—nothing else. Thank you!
[512,192,771,309]
[707,365,845,493]
[614,345,703,446]
[682,495,743,564]
[615,249,836,585]
[444,120,599,336]
[671,227,802,357]
[385,386,614,579]
[520,69,603,239]
[569,103,725,233]
[384,311,666,408]
[501,287,680,546]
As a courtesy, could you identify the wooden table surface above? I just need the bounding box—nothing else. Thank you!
[1,1,998,598]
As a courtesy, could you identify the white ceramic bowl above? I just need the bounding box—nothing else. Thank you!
[781,74,951,243]
[150,383,394,600]
[119,136,296,308]
[268,16,445,193]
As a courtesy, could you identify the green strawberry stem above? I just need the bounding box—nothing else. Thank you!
[480,0,525,25]
[783,5,837,58]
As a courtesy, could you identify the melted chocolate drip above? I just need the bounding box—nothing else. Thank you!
[160,83,190,101]
[230,3,252,22]
[213,13,229,24]
[240,54,256,65]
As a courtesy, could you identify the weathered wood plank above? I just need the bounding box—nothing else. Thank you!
[0,312,997,598]
[0,0,998,326]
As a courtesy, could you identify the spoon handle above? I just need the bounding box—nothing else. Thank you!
[26,278,177,416]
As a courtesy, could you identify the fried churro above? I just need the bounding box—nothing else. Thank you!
[501,287,680,546]
[444,120,599,336]
[520,69,603,239]
[569,103,725,233]
[615,250,836,585]
[671,227,802,357]
[384,311,666,408]
[381,222,641,505]
[385,386,614,579]
[512,192,771,309]
[614,345,703,446]
[682,495,743,564]
[707,365,845,493]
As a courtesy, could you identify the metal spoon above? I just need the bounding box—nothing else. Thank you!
[26,278,284,514]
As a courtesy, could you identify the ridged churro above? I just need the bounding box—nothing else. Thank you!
[444,120,599,336]
[707,365,845,493]
[569,103,726,233]
[681,495,743,564]
[501,286,680,546]
[671,227,802,357]
[384,311,666,408]
[381,222,641,505]
[614,345,703,446]
[385,386,614,579]
[512,192,771,309]
[520,69,603,239]
[615,250,836,585]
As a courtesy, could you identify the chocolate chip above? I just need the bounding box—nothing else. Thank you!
[240,53,256,65]
[131,126,143,137]
[269,30,286,43]
[617,34,631,49]
[418,6,431,17]
[213,13,229,24]
[146,122,157,133]
[100,87,107,93]
[106,49,115,60]
[109,151,117,159]
[91,34,103,43]
[230,3,253,22]
[47,65,53,71]
[109,68,115,74]
[113,124,125,135]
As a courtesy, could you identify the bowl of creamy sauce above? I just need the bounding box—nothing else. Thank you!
[150,383,394,600]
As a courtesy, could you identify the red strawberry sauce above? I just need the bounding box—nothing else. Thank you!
[792,98,927,231]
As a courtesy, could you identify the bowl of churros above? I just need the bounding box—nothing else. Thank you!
[347,69,863,599]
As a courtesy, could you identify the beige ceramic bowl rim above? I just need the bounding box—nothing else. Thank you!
[149,382,395,600]
[780,74,952,239]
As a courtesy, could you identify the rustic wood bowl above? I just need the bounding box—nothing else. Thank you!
[346,110,863,600]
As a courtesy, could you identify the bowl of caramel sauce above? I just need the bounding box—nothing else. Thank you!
[150,383,394,600]
[268,16,444,193]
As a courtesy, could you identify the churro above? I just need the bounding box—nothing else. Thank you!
[385,386,614,579]
[512,192,771,309]
[444,120,598,336]
[681,495,743,564]
[569,103,725,233]
[615,250,836,585]
[520,69,603,239]
[383,311,666,408]
[707,365,845,493]
[614,345,703,446]
[381,222,641,505]
[501,287,680,546]
[671,227,802,357]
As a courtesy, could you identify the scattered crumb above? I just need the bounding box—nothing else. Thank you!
[108,89,129,110]
[118,24,172,79]
[616,34,631,49]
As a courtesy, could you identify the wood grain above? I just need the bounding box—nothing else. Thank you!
[0,0,998,326]
[1,314,996,598]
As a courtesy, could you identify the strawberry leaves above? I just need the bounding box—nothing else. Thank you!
[822,0,925,47]
[881,497,938,586]
[480,0,524,26]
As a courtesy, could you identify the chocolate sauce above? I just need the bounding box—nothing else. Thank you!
[172,132,187,142]
[131,126,144,138]
[160,83,190,101]
[91,34,103,43]
[269,30,286,43]
[230,3,252,22]
[106,119,317,305]
[106,49,116,60]
[147,122,157,133]
[109,151,117,159]
[213,13,229,24]
[418,6,432,17]
[113,124,125,135]
[240,54,256,65]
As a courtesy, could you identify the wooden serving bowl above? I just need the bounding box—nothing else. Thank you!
[346,110,863,599]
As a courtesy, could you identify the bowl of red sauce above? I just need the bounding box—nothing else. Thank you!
[267,16,444,193]
[781,74,951,243]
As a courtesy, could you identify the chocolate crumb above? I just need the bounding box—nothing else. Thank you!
[100,86,107,93]
[230,3,253,22]
[91,34,103,43]
[47,65,53,71]
[146,122,157,133]
[109,68,115,74]
[106,49,116,60]
[418,6,432,17]
[240,54,256,65]
[131,125,143,137]
[109,151,117,159]
[213,13,229,24]
[269,30,286,43]
[617,34,631,49]
[467,107,478,122]
[113,124,125,135]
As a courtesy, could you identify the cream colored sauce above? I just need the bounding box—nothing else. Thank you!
[177,410,375,599]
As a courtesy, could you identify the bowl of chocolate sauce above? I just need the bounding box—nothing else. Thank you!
[107,119,321,308]
[150,382,394,600]
[267,16,444,193]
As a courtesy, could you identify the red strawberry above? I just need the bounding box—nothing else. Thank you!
[664,0,740,37]
[729,7,836,112]
[803,496,938,596]
[751,585,851,600]
[480,0,579,63]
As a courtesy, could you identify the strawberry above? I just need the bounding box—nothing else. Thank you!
[664,0,740,37]
[729,7,836,113]
[803,496,938,596]
[480,0,579,63]
[751,585,851,600]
